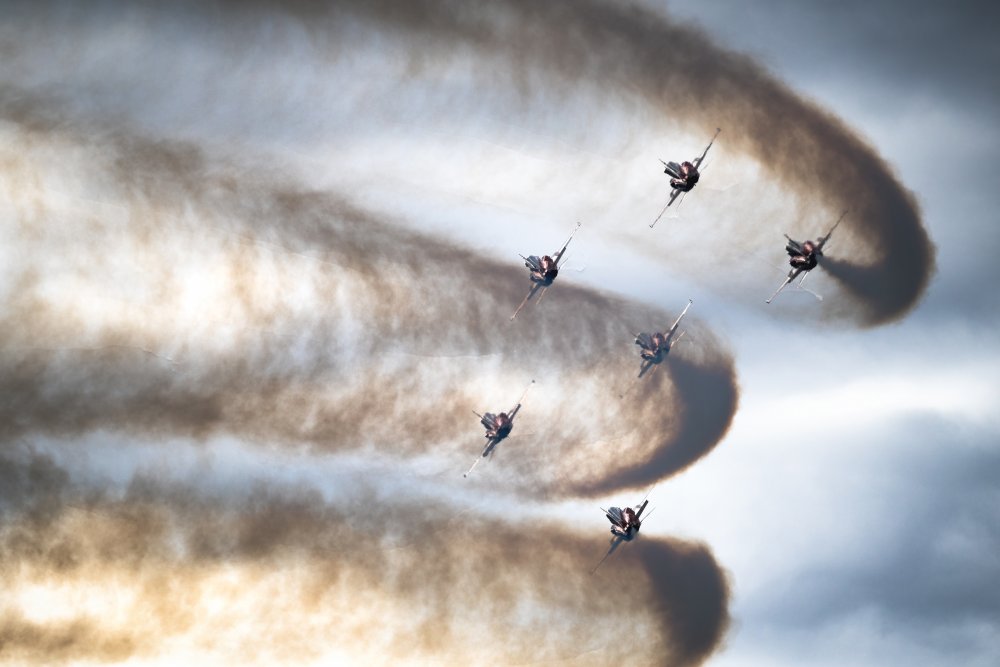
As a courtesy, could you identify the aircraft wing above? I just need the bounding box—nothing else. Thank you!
[766,267,803,304]
[665,187,683,208]
[511,283,542,320]
[692,127,722,169]
[592,535,624,574]
[465,431,502,477]
[553,221,582,266]
[816,209,848,253]
[650,189,683,228]
[508,380,535,415]
[481,437,500,458]
[667,329,687,351]
[666,299,693,337]
[465,440,497,477]
[637,358,656,379]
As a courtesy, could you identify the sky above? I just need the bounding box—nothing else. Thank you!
[1,1,998,666]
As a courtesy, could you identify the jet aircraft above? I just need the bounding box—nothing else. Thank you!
[633,299,692,378]
[511,223,581,320]
[766,209,848,304]
[592,494,654,573]
[464,380,534,477]
[650,127,721,228]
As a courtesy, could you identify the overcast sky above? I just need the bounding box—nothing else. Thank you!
[1,1,998,665]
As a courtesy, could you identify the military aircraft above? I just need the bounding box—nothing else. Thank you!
[766,209,848,304]
[464,380,534,478]
[633,299,692,378]
[592,495,654,574]
[650,127,722,228]
[511,222,581,320]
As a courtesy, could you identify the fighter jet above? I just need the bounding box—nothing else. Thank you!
[464,380,534,478]
[511,222,581,320]
[592,495,654,574]
[650,127,721,228]
[766,209,848,304]
[634,299,692,378]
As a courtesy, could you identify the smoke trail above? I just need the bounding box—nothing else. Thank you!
[637,540,732,667]
[1,105,738,497]
[0,614,136,665]
[573,350,740,496]
[190,0,933,326]
[0,6,750,662]
[0,448,729,666]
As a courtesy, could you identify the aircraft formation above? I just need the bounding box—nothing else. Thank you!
[463,127,849,572]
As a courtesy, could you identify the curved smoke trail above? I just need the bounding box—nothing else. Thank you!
[0,447,729,666]
[1,103,738,498]
[216,0,934,325]
[0,91,735,661]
